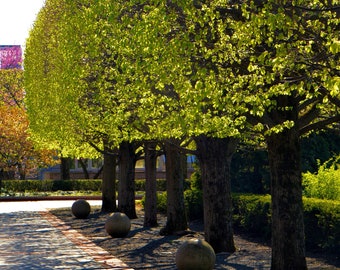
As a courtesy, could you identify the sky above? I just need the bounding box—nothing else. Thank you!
[0,0,46,46]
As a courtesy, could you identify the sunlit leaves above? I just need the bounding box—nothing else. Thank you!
[24,0,339,156]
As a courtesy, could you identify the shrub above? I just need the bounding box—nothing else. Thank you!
[135,179,191,192]
[141,191,168,214]
[303,197,340,251]
[189,170,202,190]
[135,179,167,191]
[182,167,204,219]
[142,189,202,219]
[142,191,338,252]
[232,194,271,239]
[2,179,102,193]
[156,192,168,213]
[232,193,339,252]
[302,156,340,200]
[184,189,203,220]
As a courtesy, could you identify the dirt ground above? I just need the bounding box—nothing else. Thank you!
[50,207,339,270]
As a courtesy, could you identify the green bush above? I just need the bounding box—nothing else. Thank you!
[303,197,340,251]
[135,179,191,192]
[189,170,202,190]
[184,188,203,220]
[1,179,102,193]
[302,156,340,200]
[140,191,167,213]
[142,189,203,219]
[183,168,203,219]
[232,193,271,239]
[144,191,338,252]
[232,193,339,252]
[157,192,168,213]
[135,179,167,191]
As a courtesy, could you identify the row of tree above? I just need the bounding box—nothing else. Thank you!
[24,0,339,269]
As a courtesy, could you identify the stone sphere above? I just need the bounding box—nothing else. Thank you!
[105,212,131,238]
[71,199,91,219]
[175,239,216,270]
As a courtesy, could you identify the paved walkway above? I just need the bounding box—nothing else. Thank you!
[0,200,133,270]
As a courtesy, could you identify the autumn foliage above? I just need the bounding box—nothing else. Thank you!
[0,69,57,179]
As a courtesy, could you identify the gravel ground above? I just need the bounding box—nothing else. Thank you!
[50,207,339,270]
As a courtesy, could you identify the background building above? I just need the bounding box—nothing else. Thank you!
[0,45,22,69]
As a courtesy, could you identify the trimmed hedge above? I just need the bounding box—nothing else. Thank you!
[184,188,204,220]
[1,179,169,193]
[1,178,192,193]
[135,179,167,191]
[1,179,102,193]
[232,193,340,252]
[303,197,340,251]
[134,179,191,191]
[150,191,339,252]
[232,194,272,239]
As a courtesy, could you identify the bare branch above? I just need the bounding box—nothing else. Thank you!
[298,104,320,129]
[164,138,197,155]
[298,97,320,112]
[87,141,119,157]
[287,4,340,12]
[300,114,340,135]
[246,112,275,128]
[319,86,340,108]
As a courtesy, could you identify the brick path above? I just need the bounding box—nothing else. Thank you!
[0,201,133,270]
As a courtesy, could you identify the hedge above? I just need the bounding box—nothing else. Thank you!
[232,194,272,239]
[134,179,191,191]
[1,178,193,193]
[232,194,340,252]
[149,191,339,252]
[0,179,170,193]
[303,197,340,251]
[1,179,102,193]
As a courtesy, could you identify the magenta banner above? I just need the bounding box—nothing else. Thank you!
[0,45,22,69]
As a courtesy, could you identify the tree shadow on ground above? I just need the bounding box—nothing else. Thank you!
[50,208,338,270]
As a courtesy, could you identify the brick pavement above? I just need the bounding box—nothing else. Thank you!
[0,201,134,270]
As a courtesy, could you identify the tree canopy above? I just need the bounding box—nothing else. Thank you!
[24,0,339,267]
[24,0,101,158]
[0,69,56,179]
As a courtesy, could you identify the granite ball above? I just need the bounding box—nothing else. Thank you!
[105,212,131,238]
[175,239,216,270]
[71,199,91,219]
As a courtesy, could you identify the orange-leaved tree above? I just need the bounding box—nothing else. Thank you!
[0,69,57,179]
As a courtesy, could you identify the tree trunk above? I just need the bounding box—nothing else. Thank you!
[118,141,137,219]
[18,163,26,180]
[143,141,158,227]
[78,158,90,179]
[161,139,188,235]
[101,147,117,213]
[195,135,237,253]
[93,165,103,179]
[60,157,71,180]
[267,128,307,270]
